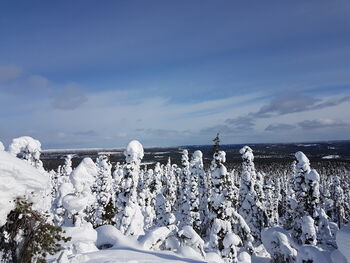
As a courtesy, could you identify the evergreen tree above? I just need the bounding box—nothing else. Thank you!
[0,198,71,263]
[178,150,191,227]
[115,140,145,235]
[208,151,240,263]
[238,146,267,243]
[93,154,115,227]
[188,150,202,233]
[291,151,320,245]
[212,133,221,153]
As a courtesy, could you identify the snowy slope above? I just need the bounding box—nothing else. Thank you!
[0,150,50,226]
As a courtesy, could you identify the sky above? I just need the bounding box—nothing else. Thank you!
[0,0,350,149]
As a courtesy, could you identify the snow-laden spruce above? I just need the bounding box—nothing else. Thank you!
[115,140,145,235]
[92,154,114,227]
[291,151,320,245]
[8,136,44,170]
[208,150,252,263]
[238,146,267,243]
[62,157,98,226]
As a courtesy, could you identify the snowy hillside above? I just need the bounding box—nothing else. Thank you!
[0,136,349,263]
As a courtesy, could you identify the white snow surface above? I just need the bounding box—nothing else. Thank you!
[336,226,350,261]
[0,151,50,226]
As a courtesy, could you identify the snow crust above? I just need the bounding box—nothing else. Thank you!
[0,151,50,226]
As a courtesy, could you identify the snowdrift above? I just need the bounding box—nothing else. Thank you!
[0,151,50,226]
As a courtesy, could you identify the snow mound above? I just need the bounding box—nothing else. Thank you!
[238,251,251,263]
[62,223,98,254]
[96,225,139,249]
[336,226,350,261]
[0,151,50,226]
[8,136,41,157]
[124,140,144,164]
[296,245,331,263]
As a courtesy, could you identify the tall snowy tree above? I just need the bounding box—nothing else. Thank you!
[93,154,114,227]
[291,151,320,245]
[209,151,253,263]
[238,146,267,243]
[329,175,346,227]
[188,150,202,234]
[115,140,145,236]
[178,149,191,227]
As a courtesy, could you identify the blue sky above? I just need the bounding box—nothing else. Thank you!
[0,0,350,149]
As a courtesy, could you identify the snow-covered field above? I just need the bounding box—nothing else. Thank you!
[0,136,349,263]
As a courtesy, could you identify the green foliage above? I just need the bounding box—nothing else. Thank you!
[101,199,116,226]
[0,197,71,263]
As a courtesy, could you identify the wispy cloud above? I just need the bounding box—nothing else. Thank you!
[298,119,350,129]
[265,123,296,131]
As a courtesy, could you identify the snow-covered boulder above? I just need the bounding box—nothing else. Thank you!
[336,226,350,261]
[0,150,50,226]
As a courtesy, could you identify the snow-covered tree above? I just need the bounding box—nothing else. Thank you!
[188,150,202,233]
[238,146,267,243]
[329,175,346,227]
[264,178,279,226]
[62,157,98,226]
[208,151,241,263]
[163,158,177,211]
[8,136,44,170]
[139,168,156,229]
[93,154,114,227]
[115,140,145,235]
[178,149,191,227]
[261,227,297,263]
[292,151,320,245]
